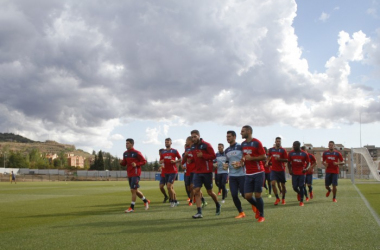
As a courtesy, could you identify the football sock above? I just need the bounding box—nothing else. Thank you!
[201,197,205,203]
[309,186,313,192]
[256,197,264,217]
[232,194,242,213]
[142,197,148,203]
[248,197,257,207]
[275,194,279,199]
[299,186,304,202]
[131,202,135,209]
[222,186,226,199]
[197,207,202,214]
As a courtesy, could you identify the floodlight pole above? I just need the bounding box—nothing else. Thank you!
[351,148,354,184]
[360,110,362,147]
[3,151,5,170]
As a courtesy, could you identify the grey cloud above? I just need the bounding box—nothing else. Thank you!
[352,83,374,91]
[0,0,379,145]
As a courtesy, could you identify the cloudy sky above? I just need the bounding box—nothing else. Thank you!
[1,0,379,161]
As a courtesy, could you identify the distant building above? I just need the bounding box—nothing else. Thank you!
[66,153,85,168]
[365,145,379,160]
[45,153,58,161]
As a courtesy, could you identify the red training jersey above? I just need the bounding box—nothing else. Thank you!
[306,153,316,175]
[158,152,165,177]
[264,153,272,173]
[288,150,310,175]
[241,138,266,175]
[182,147,195,176]
[160,148,181,174]
[268,147,288,172]
[120,148,147,177]
[323,150,343,174]
[189,139,216,174]
[264,163,271,173]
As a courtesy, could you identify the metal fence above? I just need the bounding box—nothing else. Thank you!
[0,169,161,182]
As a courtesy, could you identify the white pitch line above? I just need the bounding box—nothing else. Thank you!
[354,184,380,227]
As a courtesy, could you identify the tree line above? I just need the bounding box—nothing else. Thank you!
[89,151,179,171]
[0,148,87,169]
[0,147,178,171]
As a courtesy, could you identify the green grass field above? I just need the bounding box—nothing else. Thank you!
[0,179,379,250]
[356,183,380,218]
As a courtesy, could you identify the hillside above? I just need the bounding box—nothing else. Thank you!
[0,133,93,159]
[0,133,35,143]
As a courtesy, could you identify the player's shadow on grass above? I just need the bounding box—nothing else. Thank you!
[52,215,256,234]
[23,208,125,218]
[23,201,200,218]
[79,203,127,208]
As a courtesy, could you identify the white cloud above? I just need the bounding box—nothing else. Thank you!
[163,124,170,137]
[142,127,160,145]
[319,12,330,22]
[109,134,124,141]
[0,0,379,152]
[364,29,380,70]
[367,8,378,18]
[172,139,186,151]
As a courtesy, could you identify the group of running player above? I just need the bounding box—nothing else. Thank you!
[120,125,345,222]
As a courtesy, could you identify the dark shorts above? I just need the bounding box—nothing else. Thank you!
[128,176,140,189]
[244,172,265,194]
[190,173,195,185]
[215,173,228,187]
[229,176,245,197]
[165,173,177,184]
[193,173,213,190]
[12,177,16,180]
[325,173,338,186]
[265,172,271,182]
[159,176,166,185]
[184,175,191,186]
[305,174,313,185]
[292,175,306,188]
[270,170,286,183]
